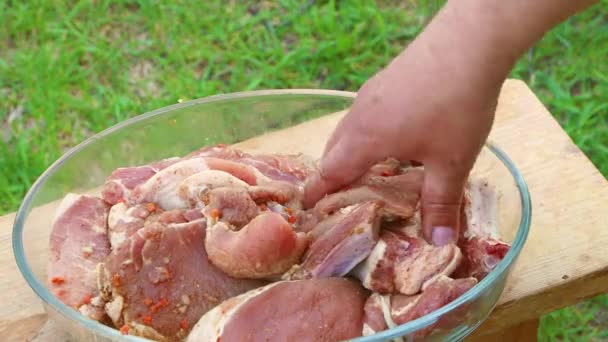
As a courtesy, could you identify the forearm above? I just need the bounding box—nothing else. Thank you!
[387,0,598,94]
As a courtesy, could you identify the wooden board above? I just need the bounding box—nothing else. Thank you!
[1,79,607,341]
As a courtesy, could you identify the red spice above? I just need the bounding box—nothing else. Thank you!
[51,277,65,285]
[112,274,121,287]
[55,289,67,298]
[142,315,153,325]
[144,297,153,306]
[120,324,129,335]
[146,202,157,212]
[287,215,296,224]
[180,319,188,329]
[82,293,93,305]
[285,207,293,215]
[117,198,126,203]
[150,298,170,313]
[216,143,226,148]
[211,208,221,220]
[381,170,393,177]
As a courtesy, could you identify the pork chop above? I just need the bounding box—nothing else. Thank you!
[187,278,368,342]
[101,218,265,340]
[47,194,110,321]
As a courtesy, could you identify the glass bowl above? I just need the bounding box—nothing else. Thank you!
[13,89,531,341]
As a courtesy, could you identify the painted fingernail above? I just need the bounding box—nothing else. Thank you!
[432,226,455,246]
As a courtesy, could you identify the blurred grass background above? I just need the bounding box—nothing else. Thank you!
[1,0,606,340]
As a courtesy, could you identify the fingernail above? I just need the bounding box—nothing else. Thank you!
[432,226,455,246]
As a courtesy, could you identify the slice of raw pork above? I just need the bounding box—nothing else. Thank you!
[101,216,265,341]
[351,217,462,295]
[47,194,110,321]
[362,276,477,338]
[187,278,368,342]
[284,201,382,280]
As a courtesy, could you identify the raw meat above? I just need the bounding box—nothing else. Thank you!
[238,153,317,184]
[205,212,309,279]
[47,194,110,321]
[362,276,477,338]
[130,158,210,210]
[188,145,316,184]
[187,278,367,342]
[455,236,510,280]
[178,170,249,208]
[178,169,302,211]
[101,146,314,206]
[313,170,422,217]
[455,178,511,280]
[248,181,303,210]
[101,158,180,205]
[49,143,509,341]
[202,187,260,228]
[285,201,382,280]
[352,228,462,295]
[107,202,152,249]
[352,158,406,186]
[101,217,265,340]
[303,169,423,232]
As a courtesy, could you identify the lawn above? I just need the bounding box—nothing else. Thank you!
[1,0,606,340]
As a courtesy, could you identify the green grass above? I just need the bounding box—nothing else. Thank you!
[1,0,606,340]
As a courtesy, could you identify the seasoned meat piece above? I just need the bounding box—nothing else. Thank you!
[206,212,308,279]
[239,153,317,184]
[102,218,265,340]
[101,147,313,206]
[248,180,303,209]
[107,202,153,249]
[101,158,180,205]
[352,229,462,295]
[202,187,259,228]
[204,157,268,185]
[362,276,477,338]
[312,169,423,220]
[47,194,110,321]
[351,158,405,186]
[178,169,302,210]
[130,158,210,210]
[187,278,367,342]
[285,201,381,280]
[178,170,250,207]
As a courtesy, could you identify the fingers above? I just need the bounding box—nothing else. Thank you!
[303,136,376,208]
[421,163,468,246]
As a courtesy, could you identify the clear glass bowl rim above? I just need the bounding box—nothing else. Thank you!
[12,89,532,341]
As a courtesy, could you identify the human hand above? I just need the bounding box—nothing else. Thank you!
[303,9,509,246]
[303,0,597,246]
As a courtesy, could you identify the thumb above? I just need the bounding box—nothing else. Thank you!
[303,137,376,208]
[421,164,467,246]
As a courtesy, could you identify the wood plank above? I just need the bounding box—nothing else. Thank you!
[466,319,539,342]
[1,79,607,339]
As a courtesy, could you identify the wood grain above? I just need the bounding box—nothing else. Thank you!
[1,79,607,340]
[467,319,539,342]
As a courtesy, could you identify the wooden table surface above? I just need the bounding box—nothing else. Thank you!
[1,79,607,341]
